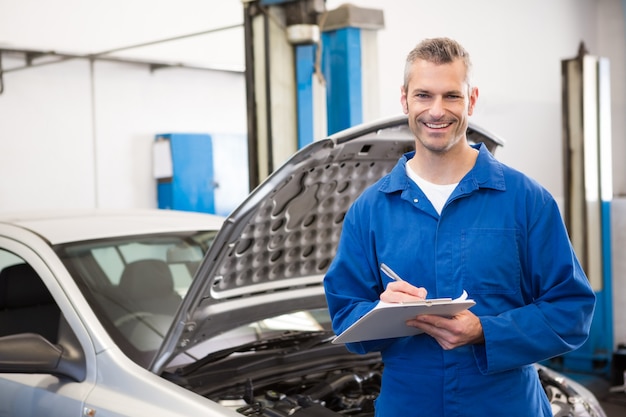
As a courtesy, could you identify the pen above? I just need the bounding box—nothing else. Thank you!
[380,263,405,282]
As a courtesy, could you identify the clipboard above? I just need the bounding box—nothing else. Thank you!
[332,291,475,344]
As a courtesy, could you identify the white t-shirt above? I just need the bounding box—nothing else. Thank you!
[406,164,458,215]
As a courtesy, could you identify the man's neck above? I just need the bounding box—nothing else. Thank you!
[408,144,478,185]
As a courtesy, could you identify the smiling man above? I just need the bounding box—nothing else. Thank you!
[401,38,480,188]
[324,37,596,416]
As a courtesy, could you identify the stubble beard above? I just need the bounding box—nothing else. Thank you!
[411,118,461,155]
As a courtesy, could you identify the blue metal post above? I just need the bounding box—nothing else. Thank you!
[321,27,363,135]
[155,133,216,214]
[601,200,614,359]
[295,44,316,148]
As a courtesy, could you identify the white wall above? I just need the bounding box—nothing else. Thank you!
[0,56,247,211]
[1,0,625,346]
[2,0,624,204]
[0,0,248,213]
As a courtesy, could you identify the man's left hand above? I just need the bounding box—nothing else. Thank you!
[406,310,484,350]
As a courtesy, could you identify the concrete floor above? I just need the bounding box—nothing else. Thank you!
[599,391,625,416]
[579,375,626,417]
[600,399,626,417]
[598,385,626,417]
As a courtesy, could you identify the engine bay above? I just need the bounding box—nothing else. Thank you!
[165,341,603,417]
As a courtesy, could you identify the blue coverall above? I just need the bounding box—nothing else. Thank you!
[323,143,596,416]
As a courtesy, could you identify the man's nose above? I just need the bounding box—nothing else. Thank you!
[429,96,445,119]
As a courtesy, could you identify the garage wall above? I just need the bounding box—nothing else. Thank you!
[1,0,625,346]
[0,57,246,212]
[0,58,96,210]
[2,0,624,205]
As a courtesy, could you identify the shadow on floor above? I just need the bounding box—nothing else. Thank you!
[571,373,626,417]
[599,388,626,417]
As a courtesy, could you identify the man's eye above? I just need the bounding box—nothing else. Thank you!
[415,93,429,99]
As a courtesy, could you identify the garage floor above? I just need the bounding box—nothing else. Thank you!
[578,374,626,417]
[601,398,626,417]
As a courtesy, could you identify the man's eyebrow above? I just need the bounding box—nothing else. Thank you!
[410,88,464,96]
[410,88,431,94]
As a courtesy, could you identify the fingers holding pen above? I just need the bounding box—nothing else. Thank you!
[379,263,427,302]
[380,280,428,303]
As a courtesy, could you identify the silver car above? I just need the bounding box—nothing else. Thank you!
[0,116,606,416]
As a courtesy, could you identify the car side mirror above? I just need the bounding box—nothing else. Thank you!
[0,333,85,382]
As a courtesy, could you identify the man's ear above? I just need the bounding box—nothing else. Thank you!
[400,86,409,114]
[468,86,479,116]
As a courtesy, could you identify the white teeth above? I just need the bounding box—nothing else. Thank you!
[426,123,449,129]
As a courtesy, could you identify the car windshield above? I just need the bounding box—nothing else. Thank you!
[56,230,218,367]
[56,231,335,370]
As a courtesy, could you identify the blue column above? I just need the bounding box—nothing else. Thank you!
[155,133,216,214]
[295,44,316,148]
[322,27,363,135]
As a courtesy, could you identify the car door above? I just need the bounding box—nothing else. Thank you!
[0,236,95,417]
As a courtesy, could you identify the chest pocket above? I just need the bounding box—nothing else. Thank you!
[461,228,520,294]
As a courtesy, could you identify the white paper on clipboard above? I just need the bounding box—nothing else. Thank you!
[332,291,475,344]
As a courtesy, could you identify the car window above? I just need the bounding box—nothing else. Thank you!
[0,249,23,271]
[0,249,61,344]
[70,235,210,295]
[56,231,217,367]
[91,247,126,284]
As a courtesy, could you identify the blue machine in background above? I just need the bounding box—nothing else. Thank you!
[154,133,216,214]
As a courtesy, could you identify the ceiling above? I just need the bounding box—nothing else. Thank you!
[0,0,247,72]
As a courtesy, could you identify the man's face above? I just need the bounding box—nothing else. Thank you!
[400,59,478,154]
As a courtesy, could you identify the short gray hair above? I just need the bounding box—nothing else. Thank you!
[403,37,473,90]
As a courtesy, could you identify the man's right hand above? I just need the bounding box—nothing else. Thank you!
[380,281,428,303]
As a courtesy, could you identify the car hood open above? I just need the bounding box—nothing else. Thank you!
[151,115,504,373]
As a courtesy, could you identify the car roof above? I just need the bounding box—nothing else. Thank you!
[0,209,225,245]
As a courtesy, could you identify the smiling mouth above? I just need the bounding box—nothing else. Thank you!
[424,122,452,129]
